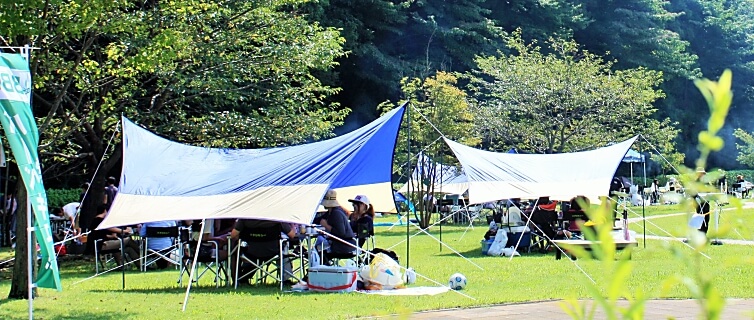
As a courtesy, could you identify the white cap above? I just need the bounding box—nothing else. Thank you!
[348,194,371,207]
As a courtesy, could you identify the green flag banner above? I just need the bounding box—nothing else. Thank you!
[0,53,62,291]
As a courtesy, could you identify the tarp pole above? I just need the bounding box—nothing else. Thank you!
[182,219,206,312]
[439,152,443,252]
[405,102,411,269]
[641,138,646,248]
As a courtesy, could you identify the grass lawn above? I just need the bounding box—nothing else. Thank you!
[0,203,753,319]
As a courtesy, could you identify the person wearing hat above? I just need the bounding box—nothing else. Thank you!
[318,189,357,262]
[348,195,375,248]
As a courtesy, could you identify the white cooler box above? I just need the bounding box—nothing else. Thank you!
[307,266,358,293]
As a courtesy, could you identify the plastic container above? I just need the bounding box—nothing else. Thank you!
[506,231,531,248]
[307,266,358,292]
[481,239,494,255]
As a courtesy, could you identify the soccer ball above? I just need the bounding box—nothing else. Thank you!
[448,273,467,290]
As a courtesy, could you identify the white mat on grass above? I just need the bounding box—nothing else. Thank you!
[359,286,450,296]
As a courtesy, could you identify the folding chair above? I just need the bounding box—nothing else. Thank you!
[232,225,292,290]
[355,221,375,266]
[141,226,180,271]
[94,238,123,273]
[178,227,228,287]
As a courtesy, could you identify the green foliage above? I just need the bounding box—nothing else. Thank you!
[563,70,735,320]
[380,72,480,228]
[0,0,349,185]
[467,30,683,168]
[45,189,80,209]
[575,0,700,80]
[733,129,754,167]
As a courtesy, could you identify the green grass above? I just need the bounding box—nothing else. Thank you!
[0,204,753,319]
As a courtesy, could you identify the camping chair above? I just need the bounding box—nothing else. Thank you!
[94,238,123,273]
[563,210,588,238]
[141,226,180,271]
[355,221,375,267]
[178,228,228,288]
[232,224,295,290]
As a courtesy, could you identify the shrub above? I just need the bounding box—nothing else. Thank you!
[46,188,80,209]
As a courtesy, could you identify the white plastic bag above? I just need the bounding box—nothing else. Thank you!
[688,213,705,229]
[487,229,508,256]
[359,253,404,289]
[501,246,520,257]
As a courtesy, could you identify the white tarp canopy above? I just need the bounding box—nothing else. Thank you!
[444,137,638,204]
[436,173,468,195]
[99,105,406,229]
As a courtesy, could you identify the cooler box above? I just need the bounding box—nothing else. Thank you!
[481,239,494,255]
[307,266,358,293]
[504,226,531,248]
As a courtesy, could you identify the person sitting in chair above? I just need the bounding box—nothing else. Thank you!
[88,204,140,268]
[140,220,178,269]
[231,218,296,285]
[319,189,357,263]
[527,196,561,241]
[348,194,374,248]
[564,196,590,235]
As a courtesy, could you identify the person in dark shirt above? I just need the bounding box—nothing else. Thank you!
[348,194,374,248]
[319,189,356,261]
[231,219,295,284]
[527,196,559,240]
[104,176,118,210]
[87,204,140,267]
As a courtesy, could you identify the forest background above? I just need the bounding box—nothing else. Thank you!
[1,0,754,227]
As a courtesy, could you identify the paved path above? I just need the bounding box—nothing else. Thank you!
[408,299,754,319]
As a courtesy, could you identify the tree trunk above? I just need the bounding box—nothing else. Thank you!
[8,180,37,299]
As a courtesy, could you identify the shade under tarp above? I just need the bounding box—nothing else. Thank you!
[622,149,645,163]
[444,137,638,204]
[99,105,406,229]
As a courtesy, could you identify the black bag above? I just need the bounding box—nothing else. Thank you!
[197,243,214,259]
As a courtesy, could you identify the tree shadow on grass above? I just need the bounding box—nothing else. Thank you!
[376,227,480,237]
[435,247,551,258]
[88,283,284,295]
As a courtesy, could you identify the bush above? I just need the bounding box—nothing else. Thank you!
[46,188,80,209]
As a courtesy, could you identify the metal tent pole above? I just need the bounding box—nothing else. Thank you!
[641,137,645,248]
[405,103,411,269]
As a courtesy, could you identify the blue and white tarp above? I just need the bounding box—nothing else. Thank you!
[99,105,405,229]
[444,137,638,204]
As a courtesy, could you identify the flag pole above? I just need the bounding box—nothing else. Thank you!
[21,43,35,320]
[26,194,34,319]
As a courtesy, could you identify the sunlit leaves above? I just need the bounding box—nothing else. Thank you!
[695,70,733,154]
[467,30,678,157]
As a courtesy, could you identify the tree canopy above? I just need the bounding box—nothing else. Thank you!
[467,32,683,168]
[1,0,348,226]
